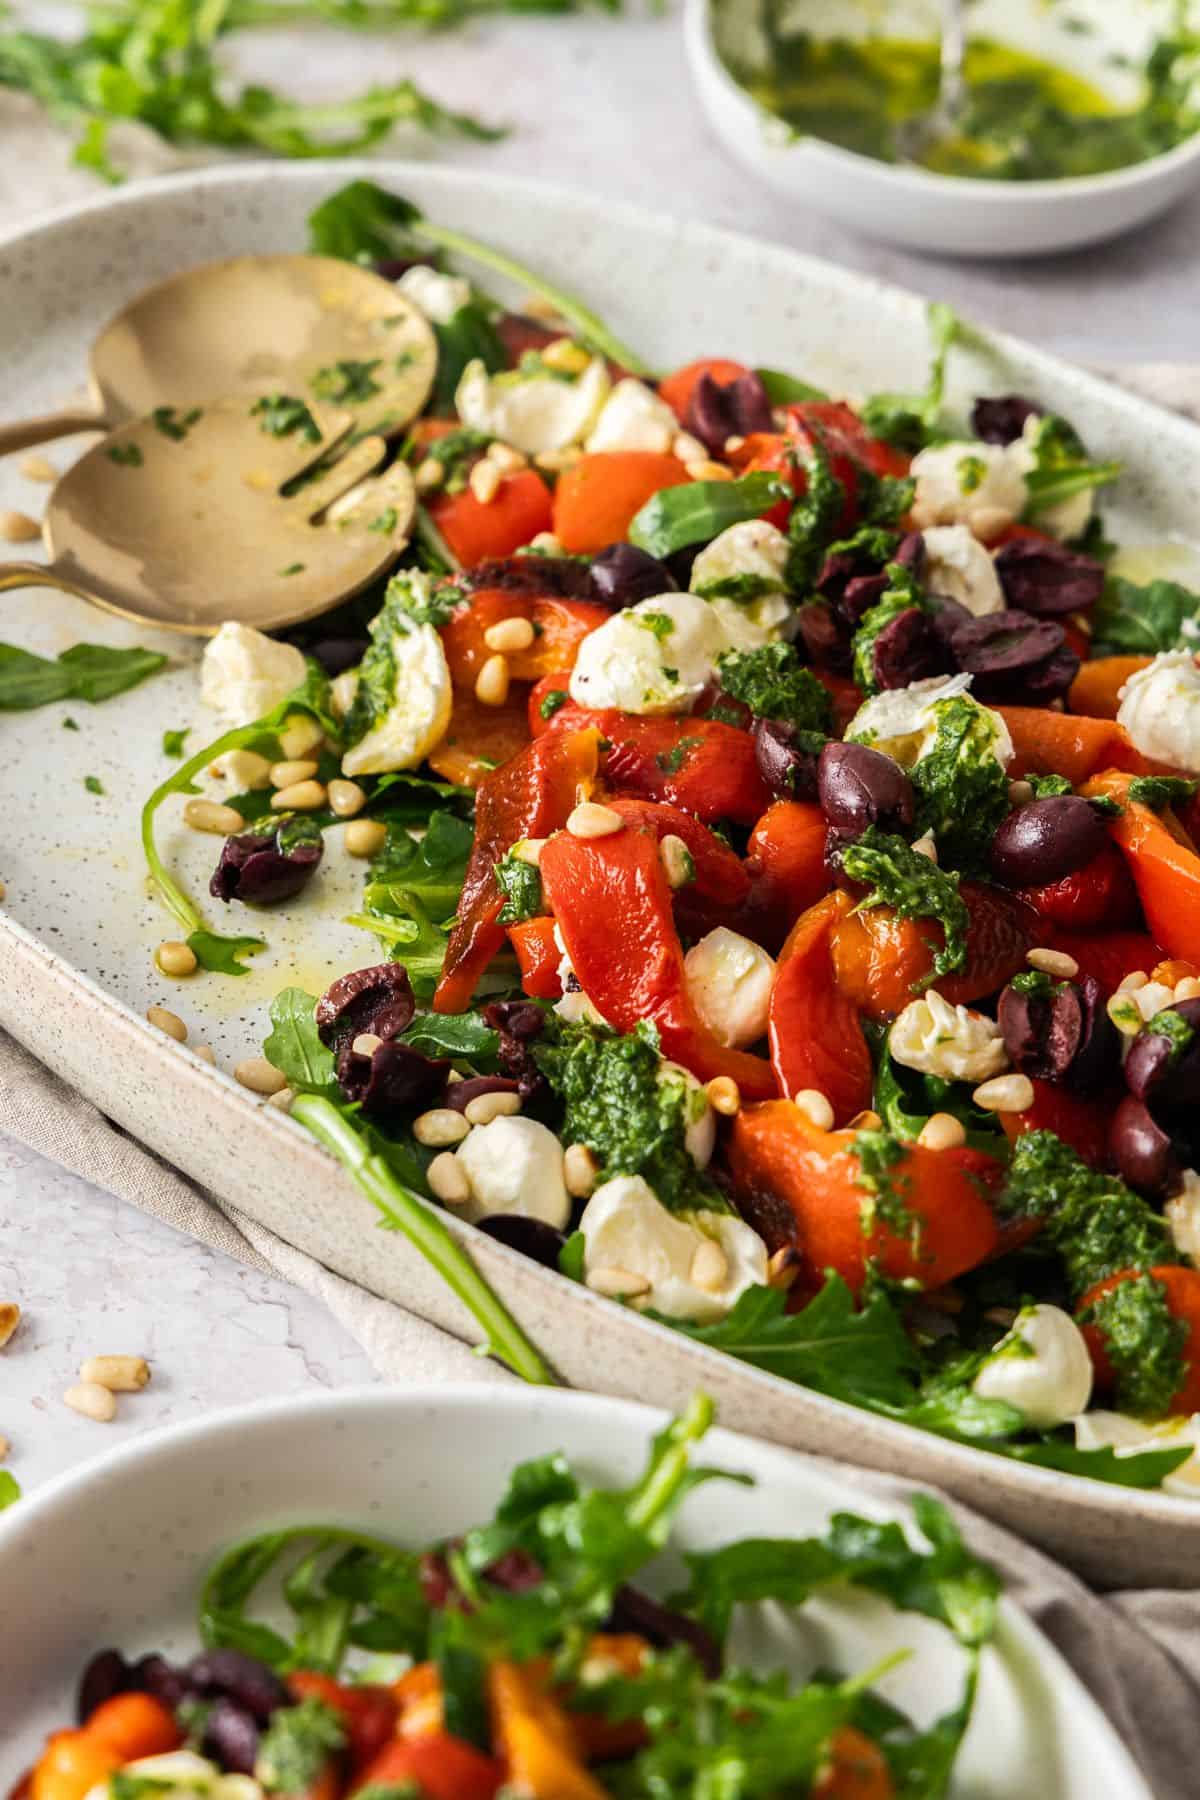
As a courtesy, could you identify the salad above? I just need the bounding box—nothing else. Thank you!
[13,1397,1002,1800]
[115,182,1200,1497]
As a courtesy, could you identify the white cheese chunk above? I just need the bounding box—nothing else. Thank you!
[889,989,1007,1084]
[200,622,306,728]
[910,440,1029,535]
[579,1174,767,1322]
[847,673,1013,772]
[684,929,776,1050]
[340,620,452,777]
[1167,1168,1200,1265]
[454,1115,570,1229]
[1010,414,1095,543]
[921,523,1005,617]
[396,263,472,326]
[973,1303,1094,1430]
[568,590,726,715]
[690,519,790,596]
[1074,1410,1200,1497]
[1116,650,1200,773]
[659,1059,717,1169]
[456,355,610,456]
[585,378,679,453]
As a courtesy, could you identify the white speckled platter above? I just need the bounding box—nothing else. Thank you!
[0,1385,1152,1795]
[4,162,1200,1586]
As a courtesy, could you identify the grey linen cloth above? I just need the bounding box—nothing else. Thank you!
[2,1024,1199,1798]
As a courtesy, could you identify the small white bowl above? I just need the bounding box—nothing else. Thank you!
[684,0,1200,257]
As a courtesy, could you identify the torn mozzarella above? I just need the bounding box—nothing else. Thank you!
[889,989,1007,1084]
[1116,651,1200,774]
[684,929,775,1050]
[454,1116,570,1229]
[579,1174,767,1322]
[200,622,306,728]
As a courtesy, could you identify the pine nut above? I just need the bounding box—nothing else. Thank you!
[564,1143,598,1198]
[522,294,566,323]
[767,1245,801,1290]
[414,1107,471,1147]
[706,1076,740,1116]
[0,1303,20,1349]
[918,1112,967,1151]
[0,879,6,902]
[277,717,324,760]
[428,1151,471,1205]
[193,1044,216,1064]
[535,447,582,474]
[20,452,57,483]
[685,460,733,482]
[352,1032,382,1058]
[567,801,623,839]
[0,509,40,543]
[155,940,197,979]
[1118,970,1149,992]
[541,337,591,375]
[1106,993,1144,1038]
[465,1091,522,1126]
[1176,977,1200,1002]
[147,1005,187,1043]
[475,654,511,707]
[469,459,502,505]
[586,1265,651,1299]
[970,506,1014,544]
[724,434,746,455]
[64,1382,116,1423]
[327,778,366,818]
[513,838,546,866]
[846,1109,882,1131]
[793,1088,835,1131]
[183,798,243,835]
[690,1239,728,1292]
[346,819,387,857]
[529,531,565,554]
[271,779,326,811]
[911,831,938,863]
[80,1354,149,1392]
[267,1087,294,1113]
[415,455,444,494]
[484,616,536,654]
[487,442,528,472]
[972,1073,1035,1114]
[1007,779,1034,805]
[270,758,319,788]
[233,1057,287,1096]
[1027,947,1079,980]
[659,834,695,889]
[672,431,707,464]
[223,749,273,790]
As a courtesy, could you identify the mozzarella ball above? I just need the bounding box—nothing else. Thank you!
[684,929,776,1050]
[1167,1168,1200,1265]
[920,524,1005,617]
[552,924,610,1028]
[910,440,1029,536]
[889,989,1007,1084]
[1116,651,1200,773]
[579,1174,767,1322]
[396,263,471,325]
[456,355,610,456]
[200,622,307,728]
[847,673,1013,772]
[454,1116,570,1229]
[658,1060,716,1168]
[569,590,726,715]
[973,1303,1094,1430]
[340,621,452,777]
[585,379,679,453]
[1074,1410,1200,1495]
[690,520,790,597]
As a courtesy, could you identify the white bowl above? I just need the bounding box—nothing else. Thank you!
[684,0,1200,256]
[0,1384,1151,1795]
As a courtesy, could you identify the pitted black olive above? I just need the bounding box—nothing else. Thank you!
[1110,1094,1183,1200]
[993,538,1105,617]
[210,820,324,907]
[684,370,773,455]
[483,999,549,1099]
[948,610,1079,705]
[478,1215,567,1268]
[817,741,915,839]
[132,1654,190,1711]
[445,1075,523,1114]
[894,530,927,572]
[339,1039,449,1117]
[795,600,851,673]
[470,555,595,601]
[186,1648,288,1722]
[608,1583,722,1679]
[77,1650,133,1723]
[873,608,955,690]
[1125,1000,1200,1107]
[589,543,677,611]
[753,718,820,800]
[998,972,1116,1093]
[203,1697,260,1774]
[316,962,417,1054]
[990,797,1109,889]
[970,394,1040,444]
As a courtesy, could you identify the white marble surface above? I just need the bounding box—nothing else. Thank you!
[3,2,1200,1504]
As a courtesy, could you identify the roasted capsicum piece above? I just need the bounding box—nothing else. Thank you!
[443,591,611,688]
[829,883,1035,1020]
[768,890,874,1126]
[546,706,773,826]
[1082,769,1200,963]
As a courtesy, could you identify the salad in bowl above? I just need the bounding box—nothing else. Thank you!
[114,182,1200,1500]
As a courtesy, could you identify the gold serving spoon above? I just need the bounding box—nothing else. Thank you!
[0,393,416,634]
[0,254,437,457]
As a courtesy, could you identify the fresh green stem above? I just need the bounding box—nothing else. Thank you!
[412,217,653,377]
[140,723,274,935]
[627,1391,713,1532]
[291,1094,557,1385]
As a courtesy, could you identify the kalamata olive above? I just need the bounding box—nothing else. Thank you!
[308,636,369,677]
[872,607,954,690]
[419,1549,456,1609]
[133,1653,190,1710]
[998,973,1116,1093]
[1125,1000,1200,1107]
[589,542,677,611]
[948,610,1079,706]
[753,718,820,800]
[970,394,1040,445]
[77,1649,132,1723]
[187,1647,288,1722]
[339,1039,449,1117]
[894,530,927,572]
[444,1074,522,1114]
[924,593,974,648]
[990,797,1109,888]
[203,1696,260,1774]
[839,572,889,626]
[993,538,1105,617]
[469,555,595,601]
[317,963,416,1054]
[478,1214,567,1268]
[818,741,915,838]
[371,257,421,282]
[684,370,773,455]
[1110,1094,1182,1200]
[210,826,324,907]
[795,600,851,673]
[483,999,548,1099]
[608,1583,721,1679]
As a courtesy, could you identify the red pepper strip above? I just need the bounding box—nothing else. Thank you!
[1039,926,1163,996]
[509,916,562,999]
[540,821,778,1098]
[350,1734,505,1800]
[605,798,751,906]
[547,705,773,826]
[1018,842,1139,931]
[434,727,600,1013]
[743,800,830,952]
[768,890,874,1125]
[998,1077,1113,1170]
[997,706,1160,783]
[1082,770,1200,963]
[288,1672,398,1775]
[442,592,611,688]
[426,469,553,569]
[732,401,911,531]
[1080,1266,1200,1415]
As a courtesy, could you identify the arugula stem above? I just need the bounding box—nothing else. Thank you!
[291,1094,557,1385]
[627,1391,713,1533]
[411,216,654,377]
[141,724,270,935]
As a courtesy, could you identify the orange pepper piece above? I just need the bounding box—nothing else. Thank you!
[768,890,874,1125]
[1082,770,1200,962]
[1068,656,1150,721]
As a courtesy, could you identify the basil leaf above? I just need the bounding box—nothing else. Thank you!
[264,988,339,1096]
[0,641,166,710]
[628,472,788,558]
[756,367,828,404]
[187,929,266,977]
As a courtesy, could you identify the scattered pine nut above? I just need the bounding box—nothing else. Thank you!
[724,434,745,455]
[567,801,623,839]
[0,1434,9,1462]
[486,441,528,473]
[146,1005,187,1043]
[1027,947,1079,980]
[767,1245,801,1290]
[1118,970,1149,992]
[269,758,319,789]
[19,452,57,483]
[464,1091,522,1126]
[414,1107,471,1147]
[690,1239,728,1292]
[1176,977,1200,1002]
[346,819,387,858]
[586,1265,651,1300]
[0,1303,20,1350]
[972,1073,1035,1114]
[221,749,273,791]
[428,1151,471,1205]
[156,940,197,979]
[793,1088,835,1131]
[484,616,536,654]
[233,1057,287,1096]
[528,531,564,554]
[522,294,566,324]
[80,1354,149,1392]
[415,456,445,494]
[277,717,324,760]
[672,431,707,464]
[469,458,502,505]
[918,1112,967,1151]
[0,509,40,543]
[1007,779,1034,805]
[535,447,581,474]
[541,338,591,375]
[659,834,695,890]
[327,779,366,818]
[193,1044,216,1064]
[564,1143,598,1198]
[0,879,6,902]
[685,460,733,482]
[706,1075,740,1116]
[64,1382,116,1423]
[183,798,243,835]
[267,1087,294,1114]
[970,506,1014,545]
[475,654,511,707]
[271,779,326,811]
[352,1033,383,1058]
[846,1109,882,1131]
[911,832,938,863]
[512,838,546,867]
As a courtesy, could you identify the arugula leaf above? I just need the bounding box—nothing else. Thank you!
[0,642,166,710]
[162,727,190,757]
[348,812,474,997]
[860,302,959,451]
[401,1011,498,1061]
[264,988,339,1096]
[755,367,829,404]
[187,930,266,976]
[0,1469,19,1510]
[84,775,104,795]
[628,472,788,558]
[1022,414,1121,518]
[1091,574,1200,656]
[998,1439,1193,1486]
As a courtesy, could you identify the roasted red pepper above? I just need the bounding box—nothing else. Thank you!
[442,592,611,688]
[768,890,874,1125]
[1083,770,1200,963]
[829,884,1035,1019]
[733,401,911,531]
[547,706,772,826]
[1018,841,1139,931]
[288,1672,398,1774]
[351,1734,505,1800]
[605,798,751,907]
[998,1077,1112,1169]
[509,915,562,999]
[744,800,831,951]
[427,469,554,568]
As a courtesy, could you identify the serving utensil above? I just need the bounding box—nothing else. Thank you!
[0,254,436,458]
[0,394,415,634]
[895,0,967,164]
